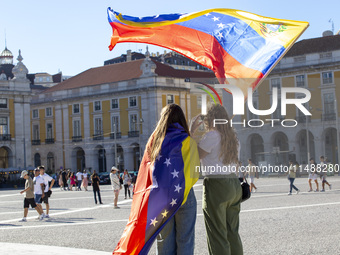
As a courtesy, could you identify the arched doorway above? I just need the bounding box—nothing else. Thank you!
[72,147,85,171]
[296,129,315,164]
[47,152,55,173]
[34,153,41,167]
[324,128,337,163]
[272,132,289,165]
[96,146,106,173]
[0,146,12,168]
[249,134,264,164]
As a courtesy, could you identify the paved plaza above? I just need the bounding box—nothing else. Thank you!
[1,176,340,255]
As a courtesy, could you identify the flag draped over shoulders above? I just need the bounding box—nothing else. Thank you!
[113,123,199,255]
[107,8,308,97]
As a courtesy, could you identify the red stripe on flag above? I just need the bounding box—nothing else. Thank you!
[109,22,264,83]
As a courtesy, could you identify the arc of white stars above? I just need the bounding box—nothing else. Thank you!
[150,217,158,227]
[174,184,182,193]
[217,23,225,29]
[170,198,177,207]
[212,16,219,22]
[171,169,179,178]
[205,13,211,16]
[164,158,171,167]
[161,210,169,218]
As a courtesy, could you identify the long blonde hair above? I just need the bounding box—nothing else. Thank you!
[204,104,239,165]
[146,104,189,162]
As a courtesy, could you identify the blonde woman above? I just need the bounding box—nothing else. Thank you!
[191,104,243,255]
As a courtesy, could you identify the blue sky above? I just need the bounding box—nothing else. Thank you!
[0,0,338,76]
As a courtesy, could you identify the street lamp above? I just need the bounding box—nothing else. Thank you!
[138,118,144,167]
[113,123,118,168]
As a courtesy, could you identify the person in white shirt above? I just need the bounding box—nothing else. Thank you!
[110,166,121,209]
[76,170,83,191]
[320,156,332,192]
[33,168,45,218]
[190,104,243,255]
[247,159,258,193]
[82,170,89,191]
[39,166,55,218]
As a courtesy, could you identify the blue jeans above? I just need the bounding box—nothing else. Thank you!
[289,178,298,193]
[156,188,197,255]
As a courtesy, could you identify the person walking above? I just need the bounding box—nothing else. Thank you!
[110,166,121,208]
[190,104,243,255]
[39,166,55,218]
[247,159,258,193]
[122,169,131,199]
[320,156,332,192]
[237,161,245,183]
[19,170,44,222]
[61,169,67,191]
[287,160,300,195]
[58,171,64,191]
[308,158,319,192]
[69,172,76,191]
[82,170,89,191]
[91,171,102,204]
[33,168,45,218]
[76,169,83,191]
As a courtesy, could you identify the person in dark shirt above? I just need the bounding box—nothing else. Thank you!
[91,171,102,204]
[61,170,67,191]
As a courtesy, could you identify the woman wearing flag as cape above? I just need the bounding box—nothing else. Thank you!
[113,104,199,255]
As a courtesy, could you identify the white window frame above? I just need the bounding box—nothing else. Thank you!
[0,98,8,109]
[0,116,9,135]
[94,101,101,111]
[129,96,137,107]
[73,119,81,137]
[94,117,103,135]
[33,124,40,140]
[167,94,174,104]
[270,78,281,90]
[46,107,52,117]
[111,99,119,109]
[321,72,333,85]
[32,109,39,119]
[129,113,138,131]
[46,122,53,139]
[295,74,306,88]
[73,104,80,114]
[111,115,120,133]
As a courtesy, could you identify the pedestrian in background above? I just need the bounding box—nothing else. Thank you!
[39,166,55,219]
[91,171,102,204]
[320,156,332,192]
[69,172,76,191]
[33,168,45,218]
[82,170,89,191]
[308,158,319,192]
[123,169,131,199]
[247,158,258,193]
[19,170,44,222]
[62,169,67,191]
[76,169,83,191]
[287,160,300,195]
[110,167,121,208]
[58,171,64,191]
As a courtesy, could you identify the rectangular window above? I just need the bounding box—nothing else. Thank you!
[111,99,119,109]
[0,99,7,108]
[129,114,138,131]
[272,98,281,119]
[33,125,39,140]
[0,117,8,134]
[32,109,39,118]
[322,72,333,85]
[73,104,80,114]
[167,95,174,104]
[324,93,335,114]
[46,123,53,139]
[248,101,258,120]
[296,75,305,87]
[129,96,137,107]
[271,78,281,90]
[46,107,52,117]
[94,118,102,135]
[94,101,101,111]
[73,120,81,137]
[112,116,119,132]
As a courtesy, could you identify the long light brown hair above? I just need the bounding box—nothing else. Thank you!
[204,104,239,165]
[146,104,190,162]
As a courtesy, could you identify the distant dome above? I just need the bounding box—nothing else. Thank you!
[0,47,14,65]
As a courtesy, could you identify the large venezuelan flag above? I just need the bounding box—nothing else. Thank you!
[107,8,308,97]
[113,123,199,255]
